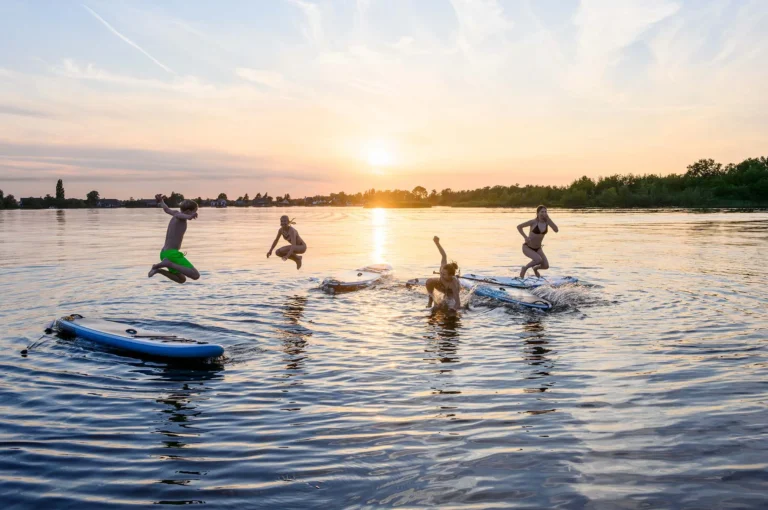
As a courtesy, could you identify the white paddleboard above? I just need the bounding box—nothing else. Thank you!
[460,273,578,289]
[322,264,393,293]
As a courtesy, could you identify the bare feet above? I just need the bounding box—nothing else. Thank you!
[520,266,527,278]
[427,294,434,308]
[148,267,159,277]
[295,255,302,270]
[533,268,541,278]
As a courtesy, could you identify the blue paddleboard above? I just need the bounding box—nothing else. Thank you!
[472,286,552,310]
[460,273,578,289]
[55,315,224,359]
[322,264,393,293]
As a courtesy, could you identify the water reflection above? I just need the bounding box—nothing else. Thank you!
[424,309,462,368]
[280,295,311,374]
[149,364,223,500]
[371,208,387,264]
[521,319,555,394]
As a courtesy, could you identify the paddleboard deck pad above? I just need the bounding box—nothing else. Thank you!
[55,315,224,359]
[322,264,393,293]
[460,273,578,289]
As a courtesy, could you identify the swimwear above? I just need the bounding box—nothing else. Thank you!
[281,229,305,245]
[532,222,548,235]
[524,243,542,252]
[159,249,194,274]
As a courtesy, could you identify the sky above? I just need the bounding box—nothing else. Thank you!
[1,0,767,200]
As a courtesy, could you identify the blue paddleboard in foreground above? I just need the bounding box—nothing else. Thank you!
[55,315,224,359]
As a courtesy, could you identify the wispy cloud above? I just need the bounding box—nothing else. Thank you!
[0,104,54,119]
[235,68,285,88]
[285,0,325,47]
[82,4,175,75]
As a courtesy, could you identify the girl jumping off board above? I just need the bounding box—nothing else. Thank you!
[267,215,307,269]
[517,205,559,278]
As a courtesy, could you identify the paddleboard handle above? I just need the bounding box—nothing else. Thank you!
[126,329,138,335]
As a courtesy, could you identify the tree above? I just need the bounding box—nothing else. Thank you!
[55,179,65,201]
[243,193,249,202]
[412,186,428,200]
[168,192,184,207]
[3,193,18,209]
[686,158,723,178]
[86,190,100,206]
[284,193,291,201]
[217,193,227,201]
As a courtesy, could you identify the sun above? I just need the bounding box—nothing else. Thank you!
[363,141,397,170]
[367,147,394,167]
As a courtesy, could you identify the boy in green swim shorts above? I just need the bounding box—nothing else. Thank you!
[148,194,200,284]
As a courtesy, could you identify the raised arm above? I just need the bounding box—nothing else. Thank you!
[156,194,196,220]
[517,219,533,240]
[433,236,447,267]
[546,215,559,233]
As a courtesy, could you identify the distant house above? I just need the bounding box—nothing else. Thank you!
[210,199,227,208]
[97,199,122,208]
[277,199,291,207]
[235,200,247,207]
[141,199,159,207]
[252,198,268,207]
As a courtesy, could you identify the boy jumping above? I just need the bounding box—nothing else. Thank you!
[148,194,200,283]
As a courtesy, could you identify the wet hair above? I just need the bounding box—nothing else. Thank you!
[536,205,547,215]
[443,262,459,276]
[180,200,198,213]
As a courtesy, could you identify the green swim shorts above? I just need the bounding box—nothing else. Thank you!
[160,249,194,274]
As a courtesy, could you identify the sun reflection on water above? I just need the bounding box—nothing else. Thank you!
[371,208,387,264]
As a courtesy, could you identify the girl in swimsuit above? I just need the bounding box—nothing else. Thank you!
[517,205,559,278]
[425,236,461,312]
[267,215,307,269]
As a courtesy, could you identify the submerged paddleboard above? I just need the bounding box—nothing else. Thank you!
[322,264,393,293]
[55,315,224,359]
[460,273,578,289]
[472,286,552,310]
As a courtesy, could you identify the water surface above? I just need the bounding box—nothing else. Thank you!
[1,208,766,508]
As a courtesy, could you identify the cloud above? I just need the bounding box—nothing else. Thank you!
[235,68,285,88]
[285,0,325,47]
[0,140,330,184]
[0,104,54,119]
[82,4,175,75]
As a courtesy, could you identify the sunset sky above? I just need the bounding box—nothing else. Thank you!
[1,0,766,199]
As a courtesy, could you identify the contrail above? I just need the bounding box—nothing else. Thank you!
[82,4,175,75]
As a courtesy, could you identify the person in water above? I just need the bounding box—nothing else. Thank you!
[517,205,559,278]
[425,236,461,312]
[267,215,306,269]
[148,194,201,284]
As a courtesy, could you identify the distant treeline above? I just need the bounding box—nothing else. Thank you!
[2,156,766,210]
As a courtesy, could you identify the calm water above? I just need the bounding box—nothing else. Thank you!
[1,207,766,509]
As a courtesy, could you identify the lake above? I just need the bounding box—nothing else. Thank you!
[1,207,766,508]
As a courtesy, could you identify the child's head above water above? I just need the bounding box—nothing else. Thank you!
[441,261,459,279]
[180,200,198,214]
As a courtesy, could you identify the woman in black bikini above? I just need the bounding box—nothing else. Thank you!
[517,205,558,278]
[267,215,307,269]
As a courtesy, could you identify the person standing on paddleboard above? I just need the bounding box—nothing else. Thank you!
[425,236,461,312]
[517,205,559,278]
[148,194,201,284]
[267,215,306,269]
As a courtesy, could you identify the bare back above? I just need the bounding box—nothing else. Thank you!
[163,217,188,251]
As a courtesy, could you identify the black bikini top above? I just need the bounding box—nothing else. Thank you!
[532,222,548,235]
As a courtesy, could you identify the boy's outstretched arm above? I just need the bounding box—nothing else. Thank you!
[156,194,197,220]
[433,236,448,267]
